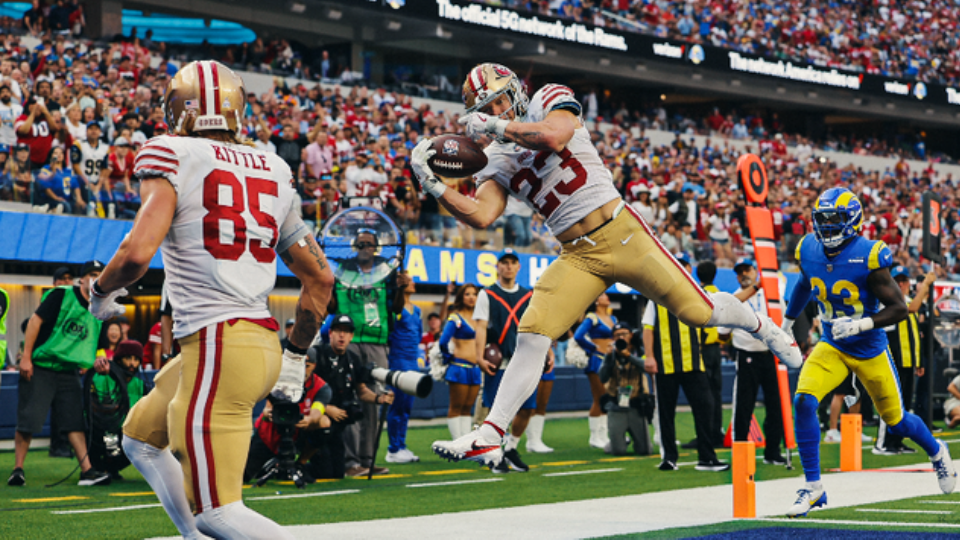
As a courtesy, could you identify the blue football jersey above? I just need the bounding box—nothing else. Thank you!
[795,234,893,359]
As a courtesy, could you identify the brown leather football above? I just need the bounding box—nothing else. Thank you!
[484,342,503,369]
[428,134,488,178]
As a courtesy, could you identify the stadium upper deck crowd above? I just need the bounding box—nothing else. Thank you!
[1,5,960,280]
[481,0,960,86]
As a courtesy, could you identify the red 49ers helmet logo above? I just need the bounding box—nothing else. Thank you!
[493,64,512,78]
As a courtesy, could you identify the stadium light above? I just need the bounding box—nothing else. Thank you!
[598,57,611,67]
[852,97,863,105]
[776,86,786,94]
[730,79,741,87]
[807,91,818,99]
[386,19,402,31]
[885,102,896,110]
[537,42,545,55]
[634,63,646,71]
[289,2,306,14]
[327,8,342,20]
[926,108,935,115]
[436,25,452,39]
[500,40,514,51]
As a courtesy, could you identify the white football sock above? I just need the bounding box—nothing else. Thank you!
[526,415,547,444]
[195,501,293,540]
[480,333,552,439]
[504,434,521,452]
[459,416,474,437]
[707,292,761,331]
[121,435,206,540]
[447,417,461,440]
[805,480,823,492]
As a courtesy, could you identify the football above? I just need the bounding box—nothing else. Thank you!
[483,343,503,369]
[428,134,488,178]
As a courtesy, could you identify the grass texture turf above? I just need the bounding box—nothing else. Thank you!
[0,410,956,539]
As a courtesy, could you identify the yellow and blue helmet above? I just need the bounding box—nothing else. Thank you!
[813,187,863,250]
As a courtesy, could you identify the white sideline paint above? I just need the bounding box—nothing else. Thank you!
[147,463,951,539]
[920,500,960,505]
[543,468,623,477]
[246,489,360,501]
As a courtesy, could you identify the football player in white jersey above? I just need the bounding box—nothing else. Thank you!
[416,63,802,465]
[88,61,334,540]
[70,121,109,216]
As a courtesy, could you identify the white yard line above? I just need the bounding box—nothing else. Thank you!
[543,468,623,477]
[406,478,503,488]
[53,503,162,515]
[759,517,960,529]
[920,500,960,505]
[247,489,360,501]
[855,508,951,515]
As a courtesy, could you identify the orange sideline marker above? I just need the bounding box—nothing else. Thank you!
[840,413,862,471]
[732,441,756,518]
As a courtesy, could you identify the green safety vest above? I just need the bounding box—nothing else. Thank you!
[32,287,102,371]
[92,373,145,409]
[0,287,8,369]
[335,281,389,345]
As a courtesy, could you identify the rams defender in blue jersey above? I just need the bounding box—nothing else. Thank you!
[782,188,956,517]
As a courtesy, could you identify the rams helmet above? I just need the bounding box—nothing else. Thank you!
[812,187,863,250]
[164,60,246,138]
[462,63,529,120]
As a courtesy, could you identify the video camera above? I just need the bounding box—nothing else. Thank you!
[370,367,433,398]
[253,396,307,489]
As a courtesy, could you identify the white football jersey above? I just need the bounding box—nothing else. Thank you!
[476,84,621,236]
[70,140,110,183]
[135,135,299,339]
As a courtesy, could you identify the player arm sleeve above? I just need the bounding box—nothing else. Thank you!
[472,290,490,321]
[785,271,813,320]
[641,300,657,328]
[574,316,597,356]
[275,205,311,255]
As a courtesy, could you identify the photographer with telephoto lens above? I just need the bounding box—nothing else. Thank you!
[244,351,332,486]
[599,323,653,456]
[301,315,394,479]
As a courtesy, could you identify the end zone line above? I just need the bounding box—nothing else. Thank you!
[543,468,623,477]
[247,489,360,501]
[52,503,162,515]
[407,478,503,488]
[758,517,960,529]
[856,508,951,515]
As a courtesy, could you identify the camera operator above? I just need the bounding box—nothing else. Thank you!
[302,315,394,479]
[599,323,652,456]
[243,352,332,484]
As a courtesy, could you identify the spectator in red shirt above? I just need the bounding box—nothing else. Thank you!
[15,96,59,169]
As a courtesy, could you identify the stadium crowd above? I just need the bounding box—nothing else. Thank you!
[481,0,960,86]
[0,7,958,278]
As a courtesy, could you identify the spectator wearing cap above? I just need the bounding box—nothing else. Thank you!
[306,314,393,478]
[9,260,110,487]
[104,136,137,218]
[87,339,149,478]
[875,267,936,455]
[717,257,786,466]
[643,253,728,472]
[599,322,652,456]
[16,94,59,170]
[0,82,22,146]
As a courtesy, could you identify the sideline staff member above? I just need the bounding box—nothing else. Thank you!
[9,260,111,487]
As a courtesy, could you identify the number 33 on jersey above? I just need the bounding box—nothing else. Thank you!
[795,233,893,359]
[134,135,301,338]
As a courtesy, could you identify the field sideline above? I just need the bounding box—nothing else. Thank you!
[1,412,957,539]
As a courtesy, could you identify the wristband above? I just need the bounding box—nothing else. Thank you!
[489,118,509,138]
[286,342,309,356]
[91,280,107,297]
[311,401,326,415]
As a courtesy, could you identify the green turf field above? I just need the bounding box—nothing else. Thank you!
[0,410,957,539]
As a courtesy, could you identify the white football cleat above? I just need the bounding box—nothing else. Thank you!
[786,487,827,518]
[386,448,420,463]
[823,429,841,443]
[752,315,803,368]
[526,439,554,454]
[432,427,503,466]
[931,440,958,494]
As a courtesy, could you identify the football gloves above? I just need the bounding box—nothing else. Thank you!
[831,317,874,340]
[270,348,307,403]
[458,112,509,141]
[411,139,447,198]
[781,317,795,336]
[89,280,128,321]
